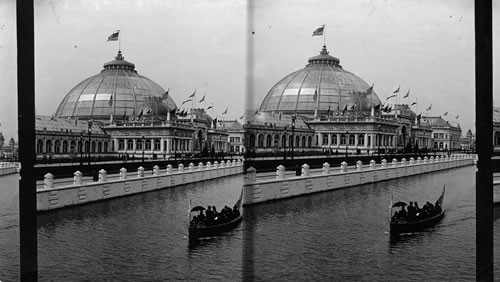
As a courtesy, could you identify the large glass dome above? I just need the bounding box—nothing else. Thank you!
[259,46,381,116]
[55,51,177,122]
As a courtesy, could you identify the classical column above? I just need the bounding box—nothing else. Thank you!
[336,134,341,148]
[132,139,137,152]
[328,133,332,146]
[160,138,165,152]
[113,138,119,152]
[166,138,171,153]
[354,134,358,147]
[124,138,128,152]
[151,138,154,152]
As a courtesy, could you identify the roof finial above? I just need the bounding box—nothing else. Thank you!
[320,45,329,55]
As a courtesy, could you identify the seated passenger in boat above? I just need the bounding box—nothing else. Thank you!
[233,205,240,218]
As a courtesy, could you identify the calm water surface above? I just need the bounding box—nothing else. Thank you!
[1,166,500,280]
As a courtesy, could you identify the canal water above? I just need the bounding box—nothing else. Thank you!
[1,166,500,280]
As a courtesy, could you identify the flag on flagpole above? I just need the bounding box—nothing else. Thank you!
[411,101,417,106]
[181,99,192,105]
[162,89,169,100]
[350,104,356,110]
[426,104,432,111]
[393,86,400,94]
[206,105,213,110]
[312,25,325,36]
[188,90,196,98]
[386,94,397,101]
[366,83,374,95]
[374,104,381,111]
[443,111,448,116]
[455,115,459,119]
[342,104,348,115]
[403,89,410,98]
[108,94,113,107]
[199,94,205,103]
[107,30,120,41]
[222,107,228,115]
[239,115,244,119]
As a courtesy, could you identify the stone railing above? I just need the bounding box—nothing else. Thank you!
[38,159,244,211]
[243,155,474,206]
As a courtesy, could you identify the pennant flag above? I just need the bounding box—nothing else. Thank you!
[138,108,143,118]
[199,94,205,103]
[403,89,410,98]
[393,86,400,94]
[162,89,169,100]
[107,30,119,41]
[207,105,213,110]
[411,101,417,106]
[426,104,432,111]
[313,88,318,101]
[443,111,448,116]
[455,115,459,119]
[254,108,259,115]
[222,107,228,115]
[188,90,196,98]
[350,103,356,110]
[417,114,422,120]
[312,25,325,36]
[108,94,113,107]
[181,99,192,105]
[239,115,244,119]
[50,115,55,121]
[374,104,381,111]
[342,104,348,115]
[387,106,392,112]
[147,108,152,115]
[366,83,374,95]
[386,94,397,101]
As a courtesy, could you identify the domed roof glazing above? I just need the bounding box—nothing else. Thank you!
[259,46,381,116]
[55,51,177,122]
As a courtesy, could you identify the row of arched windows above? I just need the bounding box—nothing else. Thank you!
[36,139,109,154]
[248,133,313,149]
[117,138,190,152]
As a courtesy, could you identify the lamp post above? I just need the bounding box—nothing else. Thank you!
[80,132,83,167]
[291,115,296,160]
[378,125,381,159]
[142,135,145,164]
[345,130,349,159]
[283,126,287,161]
[87,120,92,167]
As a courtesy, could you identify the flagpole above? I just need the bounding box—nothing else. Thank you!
[119,30,121,52]
[323,25,326,46]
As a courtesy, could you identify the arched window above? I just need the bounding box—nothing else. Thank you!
[274,135,280,148]
[266,135,272,148]
[127,139,133,150]
[104,142,108,152]
[308,136,313,147]
[84,141,89,153]
[340,134,346,145]
[145,140,152,150]
[97,141,102,153]
[46,140,52,153]
[332,134,337,145]
[288,135,293,147]
[118,139,125,150]
[349,134,355,145]
[36,139,43,154]
[295,136,300,147]
[301,136,306,147]
[62,140,68,153]
[136,139,143,150]
[230,146,234,152]
[91,141,96,153]
[495,131,500,146]
[154,139,161,150]
[282,135,286,148]
[249,134,256,148]
[77,140,82,153]
[358,135,365,146]
[70,140,76,153]
[322,134,329,145]
[54,140,61,154]
[258,134,265,148]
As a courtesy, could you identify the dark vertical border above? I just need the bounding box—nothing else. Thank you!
[17,0,38,280]
[475,0,493,280]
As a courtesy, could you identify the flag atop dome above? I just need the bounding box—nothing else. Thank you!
[107,30,120,41]
[312,25,325,36]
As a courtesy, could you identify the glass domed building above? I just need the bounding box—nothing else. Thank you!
[55,51,177,123]
[258,45,381,117]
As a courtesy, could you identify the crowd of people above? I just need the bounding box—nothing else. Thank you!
[190,205,241,226]
[392,200,442,221]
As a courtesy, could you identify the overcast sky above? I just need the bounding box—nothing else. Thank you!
[0,0,499,140]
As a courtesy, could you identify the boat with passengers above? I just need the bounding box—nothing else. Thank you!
[390,185,445,235]
[188,192,243,239]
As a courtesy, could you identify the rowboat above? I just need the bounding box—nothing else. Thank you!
[390,185,445,235]
[188,191,243,239]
